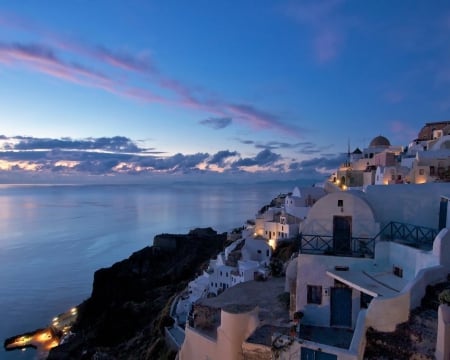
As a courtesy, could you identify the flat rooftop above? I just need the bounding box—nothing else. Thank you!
[198,276,290,326]
[327,269,406,297]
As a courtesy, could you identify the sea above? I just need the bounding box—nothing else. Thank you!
[0,181,314,359]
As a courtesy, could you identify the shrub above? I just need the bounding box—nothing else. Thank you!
[439,289,450,305]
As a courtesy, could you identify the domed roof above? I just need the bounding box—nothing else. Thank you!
[369,135,390,147]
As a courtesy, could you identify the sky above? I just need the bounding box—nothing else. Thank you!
[0,0,450,183]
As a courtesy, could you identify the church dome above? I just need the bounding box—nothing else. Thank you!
[369,135,390,147]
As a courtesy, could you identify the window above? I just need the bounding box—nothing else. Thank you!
[337,200,343,207]
[419,169,425,175]
[391,174,395,181]
[430,166,435,176]
[307,285,322,305]
[393,266,403,278]
[360,292,373,309]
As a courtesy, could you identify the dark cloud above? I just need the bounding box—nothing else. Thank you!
[12,136,142,153]
[236,138,316,151]
[136,153,208,172]
[199,117,232,129]
[297,154,346,172]
[0,42,56,61]
[208,150,239,166]
[254,141,313,150]
[233,149,281,167]
[74,158,121,173]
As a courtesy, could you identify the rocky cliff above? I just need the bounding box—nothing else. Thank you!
[48,227,227,360]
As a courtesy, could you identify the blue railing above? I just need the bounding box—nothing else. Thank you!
[300,234,375,258]
[300,222,438,257]
[377,221,437,249]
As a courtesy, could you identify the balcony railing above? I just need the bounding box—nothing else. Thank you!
[378,221,438,250]
[300,222,438,257]
[299,234,375,258]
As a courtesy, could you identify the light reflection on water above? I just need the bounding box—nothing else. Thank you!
[0,182,305,360]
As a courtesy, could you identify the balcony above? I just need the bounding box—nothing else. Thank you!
[299,234,375,258]
[300,221,439,257]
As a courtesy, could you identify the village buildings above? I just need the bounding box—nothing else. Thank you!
[175,121,450,360]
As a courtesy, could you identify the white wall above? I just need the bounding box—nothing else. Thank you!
[242,238,271,264]
[436,304,450,360]
[296,254,373,328]
[300,191,378,238]
[179,307,259,360]
[364,183,449,228]
[217,307,259,359]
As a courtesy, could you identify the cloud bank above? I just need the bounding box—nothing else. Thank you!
[0,135,334,183]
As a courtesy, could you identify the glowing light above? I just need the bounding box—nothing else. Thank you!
[336,179,340,185]
[342,185,347,190]
[268,239,276,249]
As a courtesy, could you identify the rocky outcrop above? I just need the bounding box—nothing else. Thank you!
[48,228,226,360]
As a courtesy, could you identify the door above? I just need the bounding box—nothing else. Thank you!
[330,287,352,327]
[439,197,448,230]
[301,347,337,360]
[333,216,352,254]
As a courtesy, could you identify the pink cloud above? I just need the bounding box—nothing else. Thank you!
[0,11,305,138]
[225,103,305,136]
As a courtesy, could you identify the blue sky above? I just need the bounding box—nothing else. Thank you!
[0,1,449,182]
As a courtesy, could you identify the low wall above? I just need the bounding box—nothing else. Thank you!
[436,304,450,360]
[366,265,446,332]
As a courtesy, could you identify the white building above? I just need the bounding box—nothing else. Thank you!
[282,183,450,360]
[254,186,326,247]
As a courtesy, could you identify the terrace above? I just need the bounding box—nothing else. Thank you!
[300,221,438,258]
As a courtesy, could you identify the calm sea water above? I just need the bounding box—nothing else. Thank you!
[0,182,305,359]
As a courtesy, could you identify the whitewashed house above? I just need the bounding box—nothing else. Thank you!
[279,183,450,360]
[255,186,326,248]
[208,264,235,295]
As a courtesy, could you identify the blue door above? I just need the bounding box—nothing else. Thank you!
[330,287,352,327]
[333,216,352,254]
[301,347,337,360]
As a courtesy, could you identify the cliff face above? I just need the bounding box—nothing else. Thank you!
[48,228,226,360]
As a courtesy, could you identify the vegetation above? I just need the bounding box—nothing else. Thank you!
[438,289,450,305]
